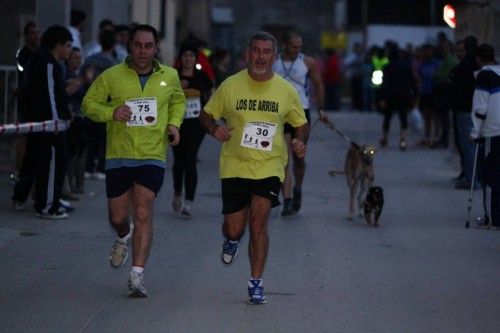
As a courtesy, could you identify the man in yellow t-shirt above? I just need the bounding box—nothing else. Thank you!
[200,31,308,305]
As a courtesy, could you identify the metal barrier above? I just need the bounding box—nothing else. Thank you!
[0,65,18,124]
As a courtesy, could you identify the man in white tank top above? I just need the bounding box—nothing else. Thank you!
[273,30,329,216]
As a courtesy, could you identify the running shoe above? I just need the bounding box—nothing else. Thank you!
[172,194,182,213]
[36,211,69,220]
[93,172,106,180]
[128,270,147,297]
[281,198,294,217]
[12,200,24,211]
[181,206,192,219]
[476,216,491,229]
[221,239,239,265]
[248,279,267,304]
[399,139,407,151]
[292,187,302,212]
[109,238,129,269]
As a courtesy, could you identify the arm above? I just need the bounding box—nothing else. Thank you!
[470,71,490,139]
[199,109,232,142]
[305,55,328,122]
[291,123,309,158]
[81,74,116,122]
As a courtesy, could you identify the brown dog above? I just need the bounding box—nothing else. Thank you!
[344,143,377,220]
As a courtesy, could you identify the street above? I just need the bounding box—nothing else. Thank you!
[0,111,499,333]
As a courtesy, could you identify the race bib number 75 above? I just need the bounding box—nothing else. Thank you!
[241,122,277,151]
[126,97,158,126]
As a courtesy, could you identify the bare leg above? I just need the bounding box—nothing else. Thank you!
[281,133,293,199]
[222,206,248,241]
[130,183,155,267]
[108,189,133,238]
[248,195,272,278]
[292,153,306,188]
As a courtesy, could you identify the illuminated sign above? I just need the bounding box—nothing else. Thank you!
[443,4,456,28]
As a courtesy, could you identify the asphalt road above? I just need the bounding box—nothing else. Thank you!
[0,111,498,333]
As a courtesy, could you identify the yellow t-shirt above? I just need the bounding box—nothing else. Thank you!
[204,69,307,181]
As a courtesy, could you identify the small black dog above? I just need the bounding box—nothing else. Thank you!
[363,186,384,227]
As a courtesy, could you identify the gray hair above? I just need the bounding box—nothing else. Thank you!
[248,31,277,54]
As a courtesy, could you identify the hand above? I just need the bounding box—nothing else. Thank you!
[211,124,233,142]
[318,109,330,124]
[113,105,132,122]
[291,138,306,158]
[167,125,180,146]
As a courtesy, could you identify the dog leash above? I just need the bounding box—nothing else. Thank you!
[314,118,361,149]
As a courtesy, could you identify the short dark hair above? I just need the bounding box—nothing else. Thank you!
[99,29,116,51]
[282,30,301,44]
[41,25,72,51]
[70,10,86,27]
[98,19,114,31]
[476,43,495,63]
[130,24,158,44]
[23,21,38,35]
[248,31,277,54]
[464,35,478,53]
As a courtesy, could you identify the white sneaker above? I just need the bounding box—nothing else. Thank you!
[93,172,106,180]
[12,200,24,211]
[84,172,92,179]
[128,270,147,297]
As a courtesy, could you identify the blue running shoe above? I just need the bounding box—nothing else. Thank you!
[221,239,238,265]
[248,279,266,304]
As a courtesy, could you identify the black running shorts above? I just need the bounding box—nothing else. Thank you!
[105,165,165,198]
[221,177,281,214]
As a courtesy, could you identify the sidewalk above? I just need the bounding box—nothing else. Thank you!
[0,111,498,333]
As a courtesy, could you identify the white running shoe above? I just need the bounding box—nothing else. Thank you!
[109,238,129,269]
[128,270,147,297]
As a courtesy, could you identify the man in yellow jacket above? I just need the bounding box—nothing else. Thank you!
[82,24,185,297]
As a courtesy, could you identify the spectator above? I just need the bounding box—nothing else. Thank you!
[12,25,73,219]
[171,43,214,217]
[449,36,480,190]
[83,19,114,58]
[323,48,341,111]
[11,21,41,193]
[81,29,119,181]
[65,47,89,193]
[471,43,500,228]
[68,10,86,49]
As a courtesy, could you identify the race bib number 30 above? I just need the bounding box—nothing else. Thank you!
[126,97,158,127]
[241,122,277,151]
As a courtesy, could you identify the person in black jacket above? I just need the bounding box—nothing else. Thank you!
[449,36,480,190]
[378,44,417,151]
[10,21,41,210]
[171,43,214,217]
[12,25,73,219]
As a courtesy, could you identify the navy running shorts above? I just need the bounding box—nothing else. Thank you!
[221,177,281,214]
[105,165,165,198]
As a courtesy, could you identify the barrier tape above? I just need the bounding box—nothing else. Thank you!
[0,119,70,135]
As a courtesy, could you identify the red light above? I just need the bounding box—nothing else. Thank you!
[443,4,456,28]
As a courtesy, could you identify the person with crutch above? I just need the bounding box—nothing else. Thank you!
[470,44,500,229]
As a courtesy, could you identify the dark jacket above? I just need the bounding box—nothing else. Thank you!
[379,59,416,103]
[24,47,71,122]
[449,52,478,113]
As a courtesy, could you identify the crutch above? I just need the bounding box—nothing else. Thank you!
[465,140,480,228]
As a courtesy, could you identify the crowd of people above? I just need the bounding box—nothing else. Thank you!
[7,13,499,303]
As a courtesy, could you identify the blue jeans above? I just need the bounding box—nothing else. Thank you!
[456,113,479,187]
